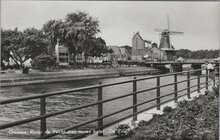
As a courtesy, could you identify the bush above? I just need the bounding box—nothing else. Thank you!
[131,91,219,140]
[162,106,173,114]
[115,124,133,138]
[32,55,58,71]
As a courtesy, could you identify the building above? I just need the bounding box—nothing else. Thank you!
[131,32,152,61]
[54,44,70,65]
[54,44,131,65]
[54,43,86,65]
[131,32,168,61]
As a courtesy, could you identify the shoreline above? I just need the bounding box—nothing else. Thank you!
[0,67,162,87]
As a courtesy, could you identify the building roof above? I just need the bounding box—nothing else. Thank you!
[132,32,151,44]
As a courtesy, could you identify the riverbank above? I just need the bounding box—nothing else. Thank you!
[0,67,162,87]
[127,88,218,140]
[83,84,216,140]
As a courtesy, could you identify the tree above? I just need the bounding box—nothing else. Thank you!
[1,28,48,73]
[175,49,192,59]
[120,45,132,56]
[88,37,108,57]
[42,19,63,55]
[1,28,17,63]
[59,11,100,67]
[80,37,112,66]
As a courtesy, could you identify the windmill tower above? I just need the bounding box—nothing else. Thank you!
[155,15,184,60]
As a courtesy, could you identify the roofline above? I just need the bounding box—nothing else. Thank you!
[132,32,144,41]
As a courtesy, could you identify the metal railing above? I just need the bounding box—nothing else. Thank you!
[0,67,219,139]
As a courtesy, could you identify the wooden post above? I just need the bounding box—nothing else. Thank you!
[206,68,208,90]
[213,68,216,87]
[133,77,137,121]
[40,91,46,138]
[197,75,200,93]
[174,74,178,103]
[98,82,103,136]
[157,77,160,110]
[187,70,191,99]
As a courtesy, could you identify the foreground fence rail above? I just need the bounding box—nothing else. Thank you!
[0,67,219,139]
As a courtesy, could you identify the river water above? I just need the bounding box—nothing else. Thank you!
[0,74,206,139]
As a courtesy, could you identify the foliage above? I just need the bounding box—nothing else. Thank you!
[131,91,219,140]
[1,28,48,71]
[32,54,57,71]
[42,19,63,55]
[162,106,173,114]
[1,28,16,62]
[115,124,133,138]
[60,11,100,66]
[121,45,132,55]
[42,11,101,67]
[86,37,112,57]
[175,49,219,59]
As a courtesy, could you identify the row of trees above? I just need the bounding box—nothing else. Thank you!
[175,49,219,59]
[1,11,113,72]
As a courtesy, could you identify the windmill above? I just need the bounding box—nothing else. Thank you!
[155,15,184,60]
[155,15,184,50]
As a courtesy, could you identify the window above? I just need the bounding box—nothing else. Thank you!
[59,58,68,63]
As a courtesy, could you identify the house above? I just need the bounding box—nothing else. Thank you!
[131,32,152,61]
[54,43,86,65]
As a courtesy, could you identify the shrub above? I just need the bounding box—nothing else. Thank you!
[115,124,133,138]
[32,54,58,71]
[130,90,219,140]
[162,106,173,114]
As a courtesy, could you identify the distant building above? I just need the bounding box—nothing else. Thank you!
[55,43,93,65]
[131,32,168,61]
[132,32,152,61]
[54,43,131,65]
[54,44,70,65]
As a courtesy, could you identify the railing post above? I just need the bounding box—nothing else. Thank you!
[97,82,103,136]
[213,68,216,87]
[197,74,200,93]
[40,91,46,138]
[206,68,208,90]
[156,77,160,110]
[187,70,191,99]
[174,74,178,103]
[133,77,137,121]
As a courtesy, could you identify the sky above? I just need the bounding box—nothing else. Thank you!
[1,1,219,51]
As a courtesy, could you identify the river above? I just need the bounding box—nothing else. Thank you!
[0,74,206,139]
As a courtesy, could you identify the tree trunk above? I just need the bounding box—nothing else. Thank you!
[73,52,76,68]
[22,66,29,74]
[84,55,88,67]
[49,44,55,56]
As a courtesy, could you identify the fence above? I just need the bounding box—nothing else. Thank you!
[0,67,219,139]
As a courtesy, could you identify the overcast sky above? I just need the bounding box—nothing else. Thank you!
[1,1,219,50]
